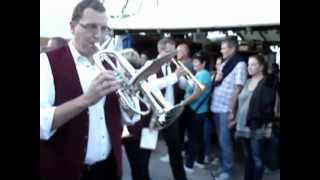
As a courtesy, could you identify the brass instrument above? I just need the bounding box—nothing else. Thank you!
[139,79,185,130]
[93,43,181,132]
[93,48,151,117]
[171,58,206,91]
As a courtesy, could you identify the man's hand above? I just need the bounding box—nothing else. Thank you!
[174,67,187,78]
[215,71,223,82]
[82,70,121,106]
[228,111,236,128]
[228,111,234,121]
[265,127,272,138]
[228,120,236,129]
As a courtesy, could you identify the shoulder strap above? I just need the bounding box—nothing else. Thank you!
[216,54,246,86]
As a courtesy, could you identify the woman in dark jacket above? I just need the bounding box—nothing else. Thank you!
[233,54,277,180]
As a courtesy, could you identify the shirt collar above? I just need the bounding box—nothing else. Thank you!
[68,40,87,62]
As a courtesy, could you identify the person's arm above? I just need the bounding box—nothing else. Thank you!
[40,53,57,140]
[178,76,189,90]
[228,85,243,127]
[40,54,121,140]
[181,84,203,106]
[147,67,185,90]
[261,80,277,138]
[181,72,206,106]
[228,62,247,128]
[274,90,280,117]
[52,71,120,130]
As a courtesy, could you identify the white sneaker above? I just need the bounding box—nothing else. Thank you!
[184,165,194,173]
[160,154,169,162]
[215,172,231,180]
[194,161,205,169]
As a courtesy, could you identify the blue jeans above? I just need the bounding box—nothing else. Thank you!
[264,134,280,170]
[213,113,234,174]
[241,137,265,180]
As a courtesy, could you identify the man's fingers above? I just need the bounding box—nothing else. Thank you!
[95,71,117,85]
[99,80,121,94]
[100,79,122,89]
[101,83,121,95]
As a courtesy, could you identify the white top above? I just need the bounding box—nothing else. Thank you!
[40,40,140,165]
[147,62,178,106]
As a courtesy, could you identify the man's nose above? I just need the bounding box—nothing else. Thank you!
[93,28,104,41]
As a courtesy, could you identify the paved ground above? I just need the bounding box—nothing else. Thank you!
[122,138,280,180]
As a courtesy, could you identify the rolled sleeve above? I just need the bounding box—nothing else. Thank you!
[40,107,57,140]
[148,73,178,90]
[178,76,188,90]
[40,53,57,140]
[235,62,247,86]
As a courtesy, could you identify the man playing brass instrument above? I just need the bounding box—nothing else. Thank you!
[40,1,141,180]
[145,38,188,180]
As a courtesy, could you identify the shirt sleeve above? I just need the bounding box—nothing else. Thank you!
[147,73,178,90]
[40,53,57,140]
[235,62,247,86]
[178,76,188,90]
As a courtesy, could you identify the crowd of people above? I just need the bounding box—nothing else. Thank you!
[40,1,280,180]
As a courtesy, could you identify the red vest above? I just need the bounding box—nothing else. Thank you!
[40,46,123,180]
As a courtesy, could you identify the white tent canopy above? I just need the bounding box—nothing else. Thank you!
[40,0,280,39]
[107,0,280,30]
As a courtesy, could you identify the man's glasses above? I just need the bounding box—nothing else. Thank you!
[78,23,112,35]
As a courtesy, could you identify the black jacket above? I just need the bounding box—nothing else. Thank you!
[246,75,277,129]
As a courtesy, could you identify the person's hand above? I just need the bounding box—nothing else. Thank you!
[82,70,121,106]
[264,123,273,138]
[228,111,234,121]
[228,111,236,128]
[175,67,187,78]
[228,120,236,129]
[215,71,223,82]
[265,127,272,138]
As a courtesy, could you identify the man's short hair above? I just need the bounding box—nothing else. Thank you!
[222,36,238,50]
[119,48,142,69]
[157,38,175,52]
[71,0,105,22]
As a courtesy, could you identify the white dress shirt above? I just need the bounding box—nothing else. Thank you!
[147,62,178,106]
[40,40,140,165]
